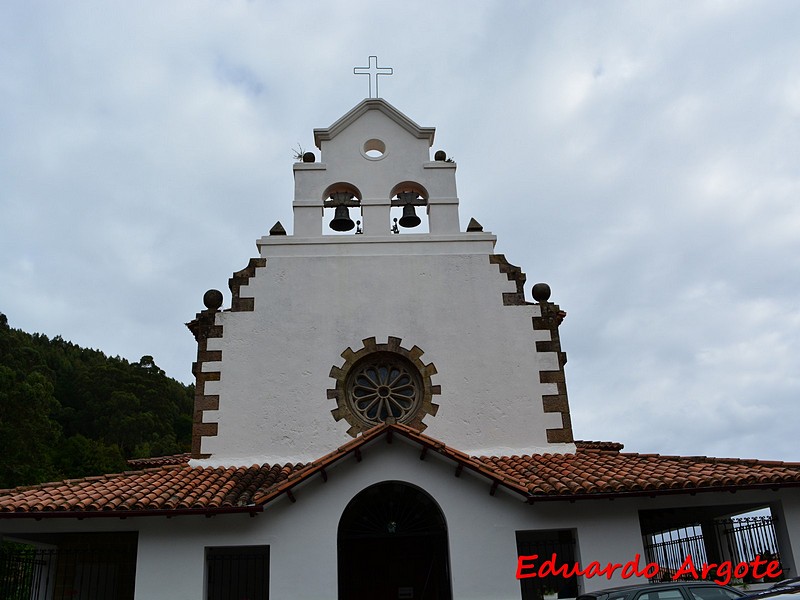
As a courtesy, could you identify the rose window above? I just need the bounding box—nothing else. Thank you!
[348,355,422,424]
[329,337,441,437]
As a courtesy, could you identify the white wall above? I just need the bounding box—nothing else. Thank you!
[771,489,800,579]
[196,99,573,466]
[200,238,568,465]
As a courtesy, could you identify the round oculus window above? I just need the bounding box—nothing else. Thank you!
[347,353,422,425]
[329,337,440,437]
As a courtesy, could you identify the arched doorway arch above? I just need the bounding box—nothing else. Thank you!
[337,481,452,600]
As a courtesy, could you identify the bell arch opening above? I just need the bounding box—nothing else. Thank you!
[337,481,452,600]
[390,181,429,234]
[323,182,363,235]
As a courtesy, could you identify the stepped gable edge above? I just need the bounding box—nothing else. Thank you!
[489,253,574,444]
[186,257,266,458]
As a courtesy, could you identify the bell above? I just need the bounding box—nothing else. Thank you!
[398,204,421,228]
[329,205,355,232]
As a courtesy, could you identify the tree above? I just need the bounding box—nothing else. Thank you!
[0,318,194,486]
[0,367,60,488]
[54,435,126,479]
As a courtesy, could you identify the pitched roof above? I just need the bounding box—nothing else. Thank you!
[2,425,799,518]
[0,463,304,518]
[482,444,800,498]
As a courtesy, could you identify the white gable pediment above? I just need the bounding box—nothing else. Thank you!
[313,98,435,147]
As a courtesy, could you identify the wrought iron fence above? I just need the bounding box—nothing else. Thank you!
[717,516,780,566]
[643,516,779,582]
[643,526,708,580]
[0,542,136,600]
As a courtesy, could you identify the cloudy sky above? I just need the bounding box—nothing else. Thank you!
[2,1,798,462]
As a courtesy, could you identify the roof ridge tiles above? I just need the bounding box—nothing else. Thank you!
[612,450,800,468]
[574,440,625,452]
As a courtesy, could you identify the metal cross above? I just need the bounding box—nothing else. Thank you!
[354,56,393,98]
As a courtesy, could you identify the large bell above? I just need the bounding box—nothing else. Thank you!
[329,205,355,232]
[398,203,421,228]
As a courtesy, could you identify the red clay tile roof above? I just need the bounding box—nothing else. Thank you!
[0,463,303,518]
[247,422,531,506]
[2,425,799,518]
[480,446,800,499]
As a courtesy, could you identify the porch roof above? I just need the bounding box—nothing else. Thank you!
[1,424,799,518]
[0,462,304,518]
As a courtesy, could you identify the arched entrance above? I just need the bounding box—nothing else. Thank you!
[338,481,452,600]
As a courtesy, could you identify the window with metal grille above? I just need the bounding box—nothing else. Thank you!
[206,545,269,600]
[516,530,579,600]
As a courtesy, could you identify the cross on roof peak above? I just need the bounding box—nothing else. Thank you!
[354,56,393,99]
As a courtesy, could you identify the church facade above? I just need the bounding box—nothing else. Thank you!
[2,99,800,600]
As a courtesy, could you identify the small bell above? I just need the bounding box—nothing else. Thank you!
[329,205,355,232]
[398,204,421,228]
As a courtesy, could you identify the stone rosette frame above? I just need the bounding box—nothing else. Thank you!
[329,336,441,437]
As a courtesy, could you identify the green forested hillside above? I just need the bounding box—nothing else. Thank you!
[0,313,194,489]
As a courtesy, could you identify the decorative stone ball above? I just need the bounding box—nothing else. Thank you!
[532,283,551,303]
[302,151,316,163]
[203,289,224,311]
[434,150,447,161]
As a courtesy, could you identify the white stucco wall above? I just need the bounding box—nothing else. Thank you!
[199,234,568,465]
[771,489,800,578]
[191,98,574,465]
